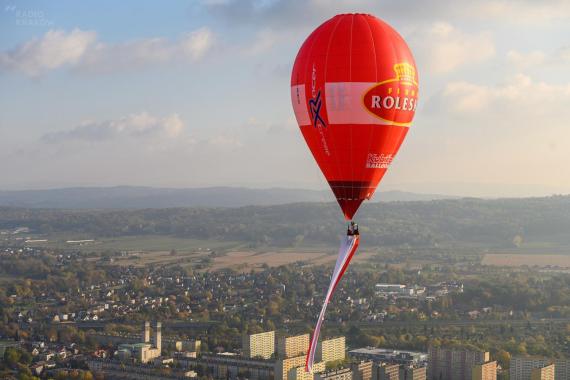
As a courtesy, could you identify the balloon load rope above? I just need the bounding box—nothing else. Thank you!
[305,230,360,373]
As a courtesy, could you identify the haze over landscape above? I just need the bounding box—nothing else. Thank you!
[0,187,459,209]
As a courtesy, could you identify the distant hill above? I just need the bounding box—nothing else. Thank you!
[0,186,457,209]
[1,195,569,250]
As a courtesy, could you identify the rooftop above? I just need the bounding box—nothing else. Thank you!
[349,347,426,356]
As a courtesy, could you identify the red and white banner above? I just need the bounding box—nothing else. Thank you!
[305,235,360,372]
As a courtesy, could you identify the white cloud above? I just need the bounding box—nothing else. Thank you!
[403,73,570,190]
[507,50,546,70]
[466,0,570,24]
[0,29,97,76]
[207,135,243,148]
[242,116,297,133]
[442,74,570,115]
[197,118,290,149]
[182,28,215,60]
[0,28,214,77]
[242,29,276,55]
[4,1,570,194]
[42,112,185,143]
[558,47,570,63]
[161,114,185,137]
[411,22,495,74]
[205,0,570,31]
[442,81,492,113]
[507,47,570,70]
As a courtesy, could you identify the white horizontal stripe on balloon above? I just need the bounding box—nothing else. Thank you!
[290,85,311,126]
[325,82,391,125]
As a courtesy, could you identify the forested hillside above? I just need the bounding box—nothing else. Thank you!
[1,195,569,249]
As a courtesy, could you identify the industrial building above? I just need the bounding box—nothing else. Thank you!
[349,348,427,367]
[116,321,162,364]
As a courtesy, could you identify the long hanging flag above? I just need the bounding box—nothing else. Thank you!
[305,235,360,372]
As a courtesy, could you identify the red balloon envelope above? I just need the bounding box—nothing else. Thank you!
[291,13,419,220]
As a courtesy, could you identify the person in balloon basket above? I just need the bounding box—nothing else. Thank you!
[347,221,359,236]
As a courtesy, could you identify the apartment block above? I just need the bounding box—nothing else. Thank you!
[401,366,427,380]
[278,334,310,359]
[472,362,497,380]
[531,365,555,380]
[510,357,567,380]
[243,331,275,359]
[276,355,306,380]
[374,363,400,380]
[428,346,489,380]
[317,337,346,364]
[316,368,353,380]
[289,362,326,380]
[352,361,373,380]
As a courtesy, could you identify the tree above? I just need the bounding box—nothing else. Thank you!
[495,350,511,369]
[4,347,21,368]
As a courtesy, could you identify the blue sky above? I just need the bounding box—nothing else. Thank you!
[1,0,570,197]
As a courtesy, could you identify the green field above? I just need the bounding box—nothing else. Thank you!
[22,234,245,253]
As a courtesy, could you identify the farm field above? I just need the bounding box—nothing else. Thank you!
[482,253,570,267]
[22,235,244,253]
[210,249,379,271]
[101,250,208,267]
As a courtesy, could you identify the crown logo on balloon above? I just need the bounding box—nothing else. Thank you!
[393,63,417,86]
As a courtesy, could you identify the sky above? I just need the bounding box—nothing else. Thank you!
[1,0,570,197]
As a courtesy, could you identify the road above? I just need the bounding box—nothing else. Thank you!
[289,318,570,329]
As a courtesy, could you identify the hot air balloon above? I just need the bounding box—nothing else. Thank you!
[291,13,419,221]
[290,13,419,372]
